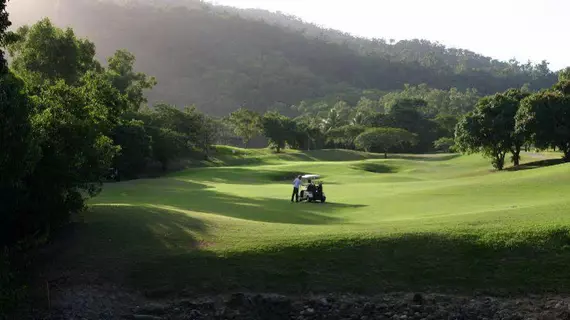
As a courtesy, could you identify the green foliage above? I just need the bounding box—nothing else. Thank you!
[0,0,10,71]
[354,127,418,157]
[0,71,38,245]
[147,127,187,171]
[327,125,367,149]
[384,99,439,153]
[261,111,297,153]
[226,108,262,148]
[455,90,529,170]
[27,79,120,229]
[10,0,557,116]
[516,90,570,161]
[559,67,570,82]
[111,120,152,180]
[7,18,99,86]
[433,137,456,152]
[105,50,157,111]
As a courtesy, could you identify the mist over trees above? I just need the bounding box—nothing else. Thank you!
[7,0,559,117]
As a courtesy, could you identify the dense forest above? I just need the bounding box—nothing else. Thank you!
[8,0,559,117]
[2,1,570,313]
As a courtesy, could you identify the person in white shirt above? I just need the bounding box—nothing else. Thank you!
[292,175,302,203]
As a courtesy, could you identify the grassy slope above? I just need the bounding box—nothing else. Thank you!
[57,148,570,296]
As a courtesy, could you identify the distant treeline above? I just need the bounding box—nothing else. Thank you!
[8,0,560,116]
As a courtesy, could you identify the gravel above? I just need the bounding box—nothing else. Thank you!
[29,288,570,320]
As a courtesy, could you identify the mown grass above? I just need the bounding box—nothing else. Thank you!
[48,148,570,296]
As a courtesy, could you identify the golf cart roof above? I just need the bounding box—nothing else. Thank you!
[301,174,321,180]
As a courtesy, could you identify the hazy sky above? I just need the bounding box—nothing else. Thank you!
[210,0,569,71]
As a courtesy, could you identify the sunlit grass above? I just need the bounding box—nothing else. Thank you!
[62,148,570,295]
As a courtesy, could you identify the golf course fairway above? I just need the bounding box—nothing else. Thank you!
[56,147,570,295]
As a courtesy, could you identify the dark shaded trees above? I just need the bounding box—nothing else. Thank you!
[261,111,296,153]
[355,128,418,158]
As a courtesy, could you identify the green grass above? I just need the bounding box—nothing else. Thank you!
[55,148,570,296]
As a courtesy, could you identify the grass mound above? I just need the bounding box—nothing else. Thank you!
[351,161,399,174]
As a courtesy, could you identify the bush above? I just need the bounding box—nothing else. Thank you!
[355,127,418,158]
[433,137,456,152]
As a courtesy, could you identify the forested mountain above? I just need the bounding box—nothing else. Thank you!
[8,0,559,116]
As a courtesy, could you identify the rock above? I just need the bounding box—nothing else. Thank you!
[413,293,423,305]
[138,303,169,316]
[132,315,163,320]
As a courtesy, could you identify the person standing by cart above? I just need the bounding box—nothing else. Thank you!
[291,175,302,202]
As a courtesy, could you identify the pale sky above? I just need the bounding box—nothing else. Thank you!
[210,0,569,71]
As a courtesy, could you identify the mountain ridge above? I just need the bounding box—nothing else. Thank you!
[6,0,558,116]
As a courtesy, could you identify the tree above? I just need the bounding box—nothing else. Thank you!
[0,0,10,72]
[433,137,456,153]
[147,127,187,171]
[559,67,570,82]
[111,119,152,180]
[261,111,296,153]
[503,89,531,166]
[454,90,529,170]
[105,50,157,111]
[7,18,99,86]
[0,71,39,245]
[226,108,262,148]
[516,90,570,161]
[355,127,418,158]
[327,125,367,149]
[385,98,438,152]
[23,79,119,237]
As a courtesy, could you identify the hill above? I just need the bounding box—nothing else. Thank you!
[17,147,570,318]
[7,0,559,116]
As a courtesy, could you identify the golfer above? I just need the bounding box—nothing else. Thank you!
[291,175,302,203]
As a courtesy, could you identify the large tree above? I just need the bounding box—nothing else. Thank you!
[111,119,152,180]
[455,90,529,170]
[0,0,10,72]
[226,108,262,148]
[355,127,418,158]
[516,90,570,161]
[105,49,157,111]
[7,18,99,86]
[261,111,296,153]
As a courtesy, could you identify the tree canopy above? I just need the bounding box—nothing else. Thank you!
[8,0,559,116]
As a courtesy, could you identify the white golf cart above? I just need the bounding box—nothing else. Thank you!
[299,174,326,203]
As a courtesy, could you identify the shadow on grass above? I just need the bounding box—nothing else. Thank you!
[40,206,570,299]
[350,162,398,174]
[388,153,462,162]
[128,227,570,296]
[506,158,566,172]
[171,167,341,185]
[96,180,357,225]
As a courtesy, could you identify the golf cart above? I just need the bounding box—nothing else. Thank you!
[299,174,326,203]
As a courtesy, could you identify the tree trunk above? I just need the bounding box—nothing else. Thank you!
[564,149,570,162]
[384,152,388,159]
[512,146,521,167]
